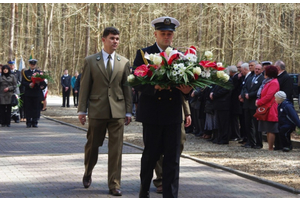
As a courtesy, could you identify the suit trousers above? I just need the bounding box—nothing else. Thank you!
[140,122,181,198]
[84,118,124,190]
[244,108,257,146]
[229,113,241,140]
[62,87,70,107]
[215,110,231,143]
[153,122,186,188]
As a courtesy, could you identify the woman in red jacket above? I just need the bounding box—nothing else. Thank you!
[256,66,280,150]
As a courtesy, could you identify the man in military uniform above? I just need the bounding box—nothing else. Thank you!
[21,59,47,128]
[134,16,192,198]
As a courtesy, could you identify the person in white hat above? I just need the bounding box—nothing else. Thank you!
[275,91,300,152]
[133,16,192,198]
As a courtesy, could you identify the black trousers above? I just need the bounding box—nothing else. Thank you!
[72,89,78,106]
[62,87,70,107]
[140,122,181,198]
[215,110,231,143]
[0,104,12,125]
[24,96,41,125]
[244,108,257,146]
[279,126,294,149]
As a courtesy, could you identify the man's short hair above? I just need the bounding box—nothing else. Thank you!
[102,27,120,38]
[227,65,238,73]
[241,62,249,70]
[248,60,258,65]
[274,60,286,70]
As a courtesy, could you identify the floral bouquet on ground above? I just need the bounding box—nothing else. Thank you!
[127,46,231,89]
[31,71,52,85]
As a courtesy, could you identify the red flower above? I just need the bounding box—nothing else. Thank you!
[216,66,226,71]
[147,70,153,77]
[199,60,217,68]
[184,46,197,55]
[134,64,149,77]
[194,74,199,80]
[168,53,180,65]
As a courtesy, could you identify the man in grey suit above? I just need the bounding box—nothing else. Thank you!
[77,27,132,196]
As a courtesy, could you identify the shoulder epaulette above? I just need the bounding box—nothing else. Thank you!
[140,49,149,65]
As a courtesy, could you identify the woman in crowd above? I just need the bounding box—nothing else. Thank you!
[0,65,17,127]
[255,65,280,150]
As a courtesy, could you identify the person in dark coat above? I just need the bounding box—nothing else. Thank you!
[210,79,233,144]
[21,59,47,128]
[0,65,17,127]
[135,16,192,198]
[8,60,21,123]
[61,69,71,107]
[275,60,293,102]
[227,65,242,141]
[275,91,300,152]
[274,60,294,150]
[240,63,264,148]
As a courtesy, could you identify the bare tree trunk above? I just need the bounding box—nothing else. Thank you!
[85,3,90,57]
[9,3,15,60]
[43,3,54,71]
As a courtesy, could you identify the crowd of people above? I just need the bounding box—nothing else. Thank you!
[0,59,48,127]
[184,60,300,152]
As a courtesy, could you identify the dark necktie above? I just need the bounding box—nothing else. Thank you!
[251,75,257,87]
[107,55,112,79]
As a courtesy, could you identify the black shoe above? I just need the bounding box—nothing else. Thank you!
[282,147,290,152]
[274,147,283,151]
[139,187,150,198]
[7,124,11,127]
[195,132,204,137]
[32,124,38,128]
[218,141,229,145]
[26,124,31,128]
[243,144,253,148]
[212,139,218,144]
[253,145,262,149]
[82,175,92,188]
[109,188,122,196]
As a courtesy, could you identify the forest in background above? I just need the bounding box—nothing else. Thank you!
[1,3,300,94]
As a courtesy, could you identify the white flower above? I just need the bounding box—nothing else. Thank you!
[217,71,225,78]
[177,63,185,69]
[201,71,206,78]
[222,74,230,82]
[127,74,135,82]
[193,67,202,75]
[172,70,178,76]
[173,64,179,70]
[178,70,185,77]
[152,55,162,65]
[185,54,197,62]
[205,72,211,78]
[159,68,166,75]
[217,62,223,67]
[205,51,213,60]
[165,47,173,56]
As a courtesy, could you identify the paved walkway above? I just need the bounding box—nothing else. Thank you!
[0,96,299,198]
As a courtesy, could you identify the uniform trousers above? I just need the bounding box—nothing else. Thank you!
[24,96,41,125]
[84,118,124,190]
[153,122,186,188]
[140,122,181,198]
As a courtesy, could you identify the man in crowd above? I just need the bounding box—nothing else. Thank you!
[21,59,47,128]
[61,69,71,107]
[78,27,132,196]
[134,16,192,198]
[240,63,264,148]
